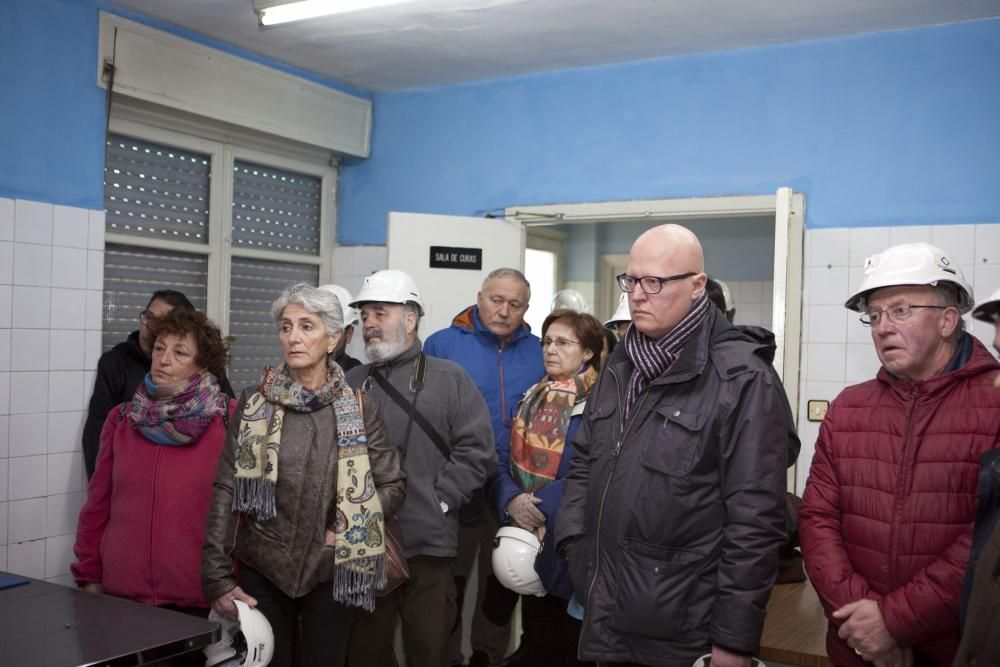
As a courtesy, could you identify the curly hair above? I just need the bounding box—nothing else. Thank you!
[542,308,606,371]
[146,308,229,380]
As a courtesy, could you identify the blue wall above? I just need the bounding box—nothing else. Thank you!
[0,0,106,209]
[339,18,1000,245]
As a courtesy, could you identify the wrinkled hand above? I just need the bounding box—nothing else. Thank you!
[506,493,546,531]
[874,646,913,667]
[211,585,258,621]
[80,583,104,594]
[710,645,751,667]
[834,599,895,660]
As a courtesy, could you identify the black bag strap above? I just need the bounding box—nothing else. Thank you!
[370,353,452,461]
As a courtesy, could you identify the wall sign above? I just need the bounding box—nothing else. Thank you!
[429,246,483,270]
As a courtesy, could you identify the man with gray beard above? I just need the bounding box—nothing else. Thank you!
[344,270,497,667]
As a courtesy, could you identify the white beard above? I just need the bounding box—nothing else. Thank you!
[364,319,409,362]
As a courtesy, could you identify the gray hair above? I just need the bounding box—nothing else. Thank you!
[271,283,344,336]
[402,302,422,333]
[482,268,531,300]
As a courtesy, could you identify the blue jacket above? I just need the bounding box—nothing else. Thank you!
[424,305,544,452]
[493,397,584,601]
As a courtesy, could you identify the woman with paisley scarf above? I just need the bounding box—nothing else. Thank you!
[201,284,405,667]
[73,308,235,621]
[494,308,603,667]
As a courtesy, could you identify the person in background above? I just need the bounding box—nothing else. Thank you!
[73,309,234,630]
[83,289,235,478]
[424,268,543,667]
[202,284,405,667]
[550,288,590,314]
[604,292,631,339]
[556,224,797,666]
[799,243,1000,667]
[346,270,496,667]
[599,328,617,369]
[493,309,603,667]
[705,277,736,322]
[319,283,363,371]
[955,287,1000,667]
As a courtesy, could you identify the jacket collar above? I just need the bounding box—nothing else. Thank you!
[606,308,720,385]
[451,304,532,345]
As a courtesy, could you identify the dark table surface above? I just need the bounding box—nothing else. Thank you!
[0,574,220,667]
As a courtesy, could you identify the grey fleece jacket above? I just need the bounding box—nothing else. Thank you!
[347,340,496,559]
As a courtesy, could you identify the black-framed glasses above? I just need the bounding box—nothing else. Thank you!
[616,272,696,295]
[860,304,947,326]
[139,309,151,322]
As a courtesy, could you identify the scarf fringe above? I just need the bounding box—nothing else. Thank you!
[232,476,277,520]
[332,554,387,612]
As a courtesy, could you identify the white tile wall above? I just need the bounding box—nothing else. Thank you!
[0,197,100,582]
[333,245,389,364]
[794,222,1000,495]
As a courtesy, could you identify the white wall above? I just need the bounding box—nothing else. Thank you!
[0,197,103,584]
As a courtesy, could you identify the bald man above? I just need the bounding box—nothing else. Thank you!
[556,225,798,667]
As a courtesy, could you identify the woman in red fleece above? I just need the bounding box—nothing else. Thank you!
[72,308,235,615]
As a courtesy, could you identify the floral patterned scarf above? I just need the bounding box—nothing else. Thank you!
[129,371,225,446]
[509,365,599,493]
[233,362,386,611]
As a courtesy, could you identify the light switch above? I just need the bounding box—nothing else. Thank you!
[807,400,829,422]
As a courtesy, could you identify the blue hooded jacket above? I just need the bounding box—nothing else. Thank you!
[424,305,544,453]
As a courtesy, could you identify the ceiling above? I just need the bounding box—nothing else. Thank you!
[106,0,1000,92]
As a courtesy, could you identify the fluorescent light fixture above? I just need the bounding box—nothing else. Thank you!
[254,0,418,26]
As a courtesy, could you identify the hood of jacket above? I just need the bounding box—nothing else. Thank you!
[114,330,150,366]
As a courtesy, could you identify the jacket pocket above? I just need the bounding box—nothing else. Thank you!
[608,540,701,640]
[639,405,707,477]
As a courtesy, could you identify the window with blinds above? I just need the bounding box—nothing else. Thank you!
[101,127,332,386]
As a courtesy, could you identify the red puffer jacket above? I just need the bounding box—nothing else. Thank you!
[800,337,1000,667]
[72,400,234,608]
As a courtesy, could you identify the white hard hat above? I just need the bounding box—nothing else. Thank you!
[317,284,359,328]
[492,526,546,597]
[844,242,974,314]
[604,292,631,328]
[972,287,1000,324]
[693,656,767,667]
[715,279,735,312]
[550,289,590,314]
[350,270,424,316]
[204,600,274,667]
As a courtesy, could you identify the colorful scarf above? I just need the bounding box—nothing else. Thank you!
[622,293,711,422]
[129,371,225,446]
[233,362,387,611]
[509,365,599,493]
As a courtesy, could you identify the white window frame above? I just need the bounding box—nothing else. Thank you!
[105,105,338,339]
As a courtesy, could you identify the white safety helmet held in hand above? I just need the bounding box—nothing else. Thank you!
[550,289,590,314]
[972,287,1000,324]
[692,655,767,667]
[492,526,546,597]
[604,292,631,329]
[349,270,424,315]
[204,600,274,667]
[844,242,974,314]
[317,284,359,328]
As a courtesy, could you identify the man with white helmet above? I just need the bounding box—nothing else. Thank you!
[318,284,362,371]
[344,270,497,667]
[604,292,632,338]
[799,242,1000,667]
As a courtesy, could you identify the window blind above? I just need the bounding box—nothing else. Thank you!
[232,160,322,255]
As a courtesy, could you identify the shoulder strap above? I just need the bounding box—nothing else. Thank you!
[372,353,451,461]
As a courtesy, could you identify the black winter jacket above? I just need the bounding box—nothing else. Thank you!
[555,309,799,666]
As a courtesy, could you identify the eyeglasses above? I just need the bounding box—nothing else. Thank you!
[540,337,581,351]
[139,309,152,323]
[616,272,696,295]
[860,304,947,326]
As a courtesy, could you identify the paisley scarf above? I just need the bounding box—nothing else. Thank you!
[509,365,598,493]
[233,362,386,611]
[129,371,225,446]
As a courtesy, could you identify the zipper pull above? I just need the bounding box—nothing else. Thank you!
[614,440,622,456]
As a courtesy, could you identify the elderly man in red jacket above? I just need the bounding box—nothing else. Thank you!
[800,242,1000,667]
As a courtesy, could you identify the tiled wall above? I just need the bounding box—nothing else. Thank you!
[726,280,774,329]
[796,223,1000,491]
[0,197,104,584]
[333,245,388,364]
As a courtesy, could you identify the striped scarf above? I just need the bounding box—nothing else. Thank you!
[129,371,225,446]
[233,362,387,611]
[622,294,711,422]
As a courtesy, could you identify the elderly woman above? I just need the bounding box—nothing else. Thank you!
[201,283,405,667]
[73,308,234,616]
[494,308,603,667]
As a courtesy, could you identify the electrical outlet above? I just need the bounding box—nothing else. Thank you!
[807,400,829,422]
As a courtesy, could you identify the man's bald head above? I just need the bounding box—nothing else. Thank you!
[626,224,708,339]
